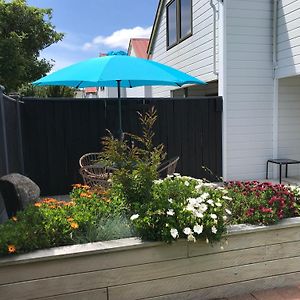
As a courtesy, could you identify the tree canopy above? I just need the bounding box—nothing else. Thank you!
[0,0,64,92]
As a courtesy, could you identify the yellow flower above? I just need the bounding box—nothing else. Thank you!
[70,222,79,229]
[7,245,16,253]
[67,217,74,222]
[11,216,17,222]
[34,202,42,207]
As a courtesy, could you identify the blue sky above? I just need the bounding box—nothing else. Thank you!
[27,0,159,71]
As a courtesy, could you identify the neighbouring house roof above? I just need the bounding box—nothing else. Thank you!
[128,38,150,59]
[85,87,97,93]
[147,0,164,55]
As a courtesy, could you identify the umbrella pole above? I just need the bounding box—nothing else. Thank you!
[117,80,123,140]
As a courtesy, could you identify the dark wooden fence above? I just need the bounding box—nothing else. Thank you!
[0,91,24,177]
[20,97,222,195]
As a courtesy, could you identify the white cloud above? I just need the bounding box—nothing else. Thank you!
[83,26,152,51]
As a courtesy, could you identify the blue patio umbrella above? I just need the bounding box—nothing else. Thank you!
[33,55,206,136]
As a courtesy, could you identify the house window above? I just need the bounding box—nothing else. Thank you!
[167,0,192,49]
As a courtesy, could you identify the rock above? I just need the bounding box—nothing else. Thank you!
[0,192,8,223]
[0,173,40,217]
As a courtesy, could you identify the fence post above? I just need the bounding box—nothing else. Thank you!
[16,96,25,174]
[0,86,9,174]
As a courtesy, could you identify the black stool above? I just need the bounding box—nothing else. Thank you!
[266,159,300,184]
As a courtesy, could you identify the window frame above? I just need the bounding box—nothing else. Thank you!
[166,0,193,50]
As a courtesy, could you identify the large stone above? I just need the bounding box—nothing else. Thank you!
[0,192,8,223]
[0,173,40,217]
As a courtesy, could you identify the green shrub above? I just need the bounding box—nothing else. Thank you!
[100,107,166,208]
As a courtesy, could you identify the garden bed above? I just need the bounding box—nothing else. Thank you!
[1,217,300,300]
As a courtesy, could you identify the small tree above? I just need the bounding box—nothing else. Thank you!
[0,0,64,92]
[100,107,166,208]
[19,84,75,98]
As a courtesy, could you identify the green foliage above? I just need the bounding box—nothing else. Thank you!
[19,84,75,97]
[100,107,166,207]
[130,175,230,243]
[0,0,64,92]
[0,184,130,256]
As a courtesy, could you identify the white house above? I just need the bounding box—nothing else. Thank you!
[147,0,300,182]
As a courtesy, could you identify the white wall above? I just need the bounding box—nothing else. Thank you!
[150,0,219,97]
[276,0,300,78]
[278,76,300,176]
[224,0,274,180]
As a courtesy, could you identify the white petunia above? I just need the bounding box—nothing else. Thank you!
[153,179,163,184]
[223,215,228,221]
[223,196,232,201]
[207,199,214,206]
[170,228,179,239]
[201,192,210,199]
[193,224,203,234]
[167,209,175,216]
[211,226,217,234]
[183,227,192,235]
[168,198,173,203]
[173,172,180,177]
[187,234,196,242]
[194,210,204,218]
[225,209,232,215]
[130,214,139,221]
[184,181,190,186]
[199,203,208,213]
[215,202,222,207]
[210,213,217,219]
[206,238,210,244]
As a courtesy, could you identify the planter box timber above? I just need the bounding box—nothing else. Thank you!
[1,218,300,299]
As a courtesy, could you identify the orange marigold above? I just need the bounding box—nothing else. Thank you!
[72,183,82,188]
[34,202,42,207]
[7,245,16,253]
[67,217,74,222]
[64,201,75,207]
[80,192,92,198]
[70,222,79,229]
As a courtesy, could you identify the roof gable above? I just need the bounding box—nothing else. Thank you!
[147,0,165,55]
[128,38,150,59]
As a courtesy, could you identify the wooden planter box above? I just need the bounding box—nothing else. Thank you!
[1,217,300,300]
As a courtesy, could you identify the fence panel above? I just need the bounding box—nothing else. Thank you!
[21,97,222,195]
[0,90,24,177]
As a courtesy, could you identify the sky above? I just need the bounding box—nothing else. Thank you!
[27,0,159,71]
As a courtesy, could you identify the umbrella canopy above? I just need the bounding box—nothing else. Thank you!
[33,55,206,88]
[32,55,206,136]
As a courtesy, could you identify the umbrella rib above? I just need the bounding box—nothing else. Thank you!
[76,81,83,89]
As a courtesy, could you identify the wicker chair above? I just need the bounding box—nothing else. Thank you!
[79,152,101,168]
[157,156,179,178]
[79,165,115,189]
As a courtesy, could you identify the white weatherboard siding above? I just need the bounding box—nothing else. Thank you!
[277,0,300,78]
[278,76,300,177]
[225,0,274,180]
[150,0,219,97]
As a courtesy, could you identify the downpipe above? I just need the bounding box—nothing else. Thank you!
[210,0,218,76]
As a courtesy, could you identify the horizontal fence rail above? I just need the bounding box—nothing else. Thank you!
[21,97,223,195]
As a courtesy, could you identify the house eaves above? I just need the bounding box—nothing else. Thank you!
[147,0,165,57]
